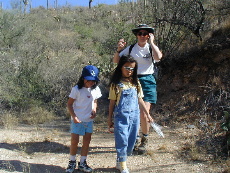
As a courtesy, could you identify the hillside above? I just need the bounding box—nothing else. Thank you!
[157,27,230,120]
[0,1,230,172]
[153,27,230,160]
[1,29,229,172]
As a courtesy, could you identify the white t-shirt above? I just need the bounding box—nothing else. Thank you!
[120,43,159,75]
[69,85,102,122]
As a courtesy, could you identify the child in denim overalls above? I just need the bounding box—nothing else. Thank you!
[108,55,153,173]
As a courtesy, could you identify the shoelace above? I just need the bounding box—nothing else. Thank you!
[81,161,90,169]
[67,161,75,169]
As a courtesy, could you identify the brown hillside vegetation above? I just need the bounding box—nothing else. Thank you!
[157,26,230,120]
[154,26,230,160]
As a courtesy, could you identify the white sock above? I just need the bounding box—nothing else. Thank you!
[70,155,76,161]
[80,156,87,164]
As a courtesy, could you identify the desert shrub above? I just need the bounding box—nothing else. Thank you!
[0,112,19,129]
[0,12,25,49]
[22,106,55,125]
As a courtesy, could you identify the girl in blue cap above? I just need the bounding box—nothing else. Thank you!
[108,55,153,173]
[65,65,102,173]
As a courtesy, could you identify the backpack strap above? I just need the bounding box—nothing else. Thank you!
[149,46,153,62]
[128,44,135,55]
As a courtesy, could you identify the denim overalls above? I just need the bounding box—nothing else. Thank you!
[113,83,140,162]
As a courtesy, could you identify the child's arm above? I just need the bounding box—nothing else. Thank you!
[138,98,154,123]
[67,97,81,123]
[90,100,97,119]
[108,100,116,128]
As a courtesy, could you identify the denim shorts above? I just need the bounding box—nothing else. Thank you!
[138,74,157,104]
[70,121,93,135]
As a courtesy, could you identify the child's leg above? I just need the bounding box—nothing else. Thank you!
[70,133,80,159]
[78,132,93,172]
[80,132,92,159]
[127,112,140,156]
[66,133,79,173]
[114,125,128,162]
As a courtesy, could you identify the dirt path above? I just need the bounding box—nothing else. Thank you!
[0,118,226,173]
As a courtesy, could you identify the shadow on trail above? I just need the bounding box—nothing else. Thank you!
[79,167,119,173]
[0,160,65,173]
[0,142,116,155]
[0,141,69,154]
[0,160,120,173]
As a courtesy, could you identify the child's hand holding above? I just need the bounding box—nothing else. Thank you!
[73,116,81,123]
[107,117,113,128]
[107,119,114,133]
[90,111,96,119]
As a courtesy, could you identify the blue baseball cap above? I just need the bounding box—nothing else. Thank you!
[82,65,100,81]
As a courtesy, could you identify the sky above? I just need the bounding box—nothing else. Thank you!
[0,0,118,9]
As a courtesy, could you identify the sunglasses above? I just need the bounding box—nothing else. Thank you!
[137,32,149,37]
[86,80,96,82]
[124,66,134,71]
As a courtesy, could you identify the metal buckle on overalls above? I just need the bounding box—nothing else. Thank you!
[118,83,124,88]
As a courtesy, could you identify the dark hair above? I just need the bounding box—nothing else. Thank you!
[109,55,139,91]
[77,76,99,89]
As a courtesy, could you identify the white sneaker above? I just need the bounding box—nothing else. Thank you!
[115,162,129,173]
[65,160,76,173]
[121,168,129,173]
[78,161,93,172]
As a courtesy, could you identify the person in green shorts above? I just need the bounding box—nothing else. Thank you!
[113,24,163,154]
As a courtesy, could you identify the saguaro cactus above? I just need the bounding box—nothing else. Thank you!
[89,0,93,9]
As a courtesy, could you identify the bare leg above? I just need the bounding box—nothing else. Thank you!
[140,101,151,134]
[81,133,92,156]
[137,101,151,154]
[70,133,79,155]
[78,133,93,172]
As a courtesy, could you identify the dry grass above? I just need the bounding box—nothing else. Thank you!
[180,142,203,161]
[1,112,19,130]
[0,106,56,138]
[22,106,56,125]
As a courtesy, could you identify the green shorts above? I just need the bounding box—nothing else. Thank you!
[138,74,157,104]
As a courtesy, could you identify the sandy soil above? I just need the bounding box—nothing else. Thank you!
[0,117,226,173]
